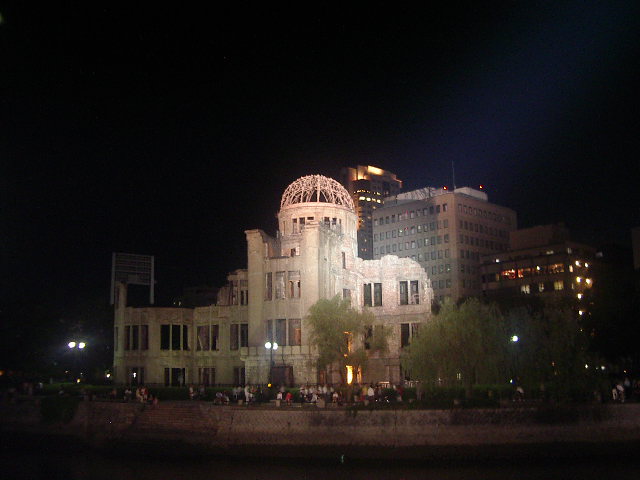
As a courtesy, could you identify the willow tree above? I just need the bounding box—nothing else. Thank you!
[402,297,509,395]
[504,300,598,401]
[307,296,389,384]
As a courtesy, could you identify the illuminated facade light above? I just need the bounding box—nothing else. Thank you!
[576,277,582,283]
[585,278,592,285]
[346,365,353,384]
[575,260,581,267]
[577,293,583,300]
[578,310,584,316]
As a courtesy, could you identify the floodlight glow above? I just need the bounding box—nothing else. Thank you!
[68,342,76,348]
[78,342,86,349]
[273,342,278,350]
[265,342,272,349]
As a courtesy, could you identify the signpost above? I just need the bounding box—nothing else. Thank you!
[110,253,155,305]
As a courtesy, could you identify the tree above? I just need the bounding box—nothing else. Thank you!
[505,299,599,401]
[306,296,389,384]
[402,298,509,396]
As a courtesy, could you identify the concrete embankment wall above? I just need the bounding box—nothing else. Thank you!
[3,400,640,461]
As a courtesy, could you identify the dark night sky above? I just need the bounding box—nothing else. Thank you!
[1,3,639,313]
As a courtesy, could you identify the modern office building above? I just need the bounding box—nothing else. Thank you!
[373,186,517,302]
[340,165,403,260]
[113,175,432,388]
[479,223,596,313]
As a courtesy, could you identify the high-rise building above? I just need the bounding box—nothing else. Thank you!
[340,166,403,259]
[373,186,517,302]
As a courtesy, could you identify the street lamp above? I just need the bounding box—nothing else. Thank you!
[264,341,278,386]
[510,335,520,386]
[68,340,87,382]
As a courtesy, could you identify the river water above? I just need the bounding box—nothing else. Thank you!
[1,447,637,480]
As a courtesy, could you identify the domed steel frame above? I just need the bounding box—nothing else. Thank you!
[280,175,355,212]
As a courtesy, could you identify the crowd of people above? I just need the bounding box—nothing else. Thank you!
[180,382,407,406]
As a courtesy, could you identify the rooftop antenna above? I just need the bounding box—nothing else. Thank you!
[451,160,457,190]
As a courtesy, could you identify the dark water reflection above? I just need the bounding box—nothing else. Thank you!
[1,448,637,480]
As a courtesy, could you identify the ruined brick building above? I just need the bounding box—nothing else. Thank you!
[113,175,433,387]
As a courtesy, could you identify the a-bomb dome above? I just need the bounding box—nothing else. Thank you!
[280,175,355,212]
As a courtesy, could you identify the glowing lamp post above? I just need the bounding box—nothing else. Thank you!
[68,340,87,382]
[510,335,520,385]
[265,341,278,387]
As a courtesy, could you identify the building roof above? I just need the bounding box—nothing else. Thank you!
[280,174,355,211]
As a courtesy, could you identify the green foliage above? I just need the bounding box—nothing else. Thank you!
[402,298,509,394]
[40,395,81,424]
[403,296,601,403]
[307,296,389,383]
[505,299,600,402]
[39,383,113,398]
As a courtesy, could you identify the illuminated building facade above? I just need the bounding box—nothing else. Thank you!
[340,166,403,260]
[373,186,517,302]
[113,175,432,387]
[479,224,596,314]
